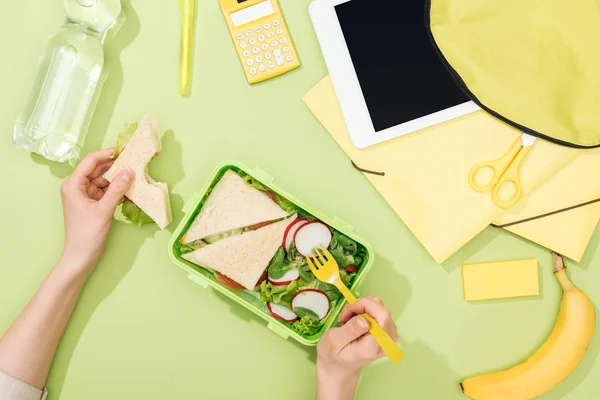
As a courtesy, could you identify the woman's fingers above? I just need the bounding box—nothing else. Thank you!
[339,296,385,323]
[69,149,115,188]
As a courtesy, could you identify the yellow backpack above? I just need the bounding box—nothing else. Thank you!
[427,0,600,148]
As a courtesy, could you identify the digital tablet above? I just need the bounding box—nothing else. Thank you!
[309,0,479,149]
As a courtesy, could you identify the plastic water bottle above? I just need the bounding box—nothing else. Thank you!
[14,0,123,165]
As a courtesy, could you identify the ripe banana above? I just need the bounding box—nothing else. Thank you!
[461,253,596,400]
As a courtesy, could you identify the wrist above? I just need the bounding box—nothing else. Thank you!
[56,250,97,281]
[316,362,360,400]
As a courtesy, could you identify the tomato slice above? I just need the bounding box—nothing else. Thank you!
[215,271,246,290]
[255,271,268,288]
[344,265,358,273]
[266,191,277,203]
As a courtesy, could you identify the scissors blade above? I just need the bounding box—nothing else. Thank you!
[521,133,537,147]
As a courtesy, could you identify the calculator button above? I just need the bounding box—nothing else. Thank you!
[276,28,283,35]
[264,23,271,30]
[267,32,274,38]
[259,65,266,72]
[240,41,247,48]
[273,20,281,26]
[258,34,265,42]
[274,49,284,65]
[256,55,263,63]
[249,38,256,45]
[236,33,244,40]
[255,27,262,33]
[249,67,257,75]
[261,44,269,51]
[279,38,287,44]
[264,52,272,59]
[285,55,293,62]
[268,61,275,69]
[246,30,253,36]
[283,46,290,53]
[252,47,260,54]
[243,50,250,57]
[270,40,278,47]
[246,59,254,66]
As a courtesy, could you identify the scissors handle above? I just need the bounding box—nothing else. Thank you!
[180,0,195,97]
[468,138,523,193]
[491,145,533,209]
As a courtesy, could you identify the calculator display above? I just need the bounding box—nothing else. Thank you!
[231,1,275,27]
[335,0,469,133]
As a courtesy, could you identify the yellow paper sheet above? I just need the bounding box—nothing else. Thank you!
[495,149,600,261]
[303,76,579,263]
[462,259,539,301]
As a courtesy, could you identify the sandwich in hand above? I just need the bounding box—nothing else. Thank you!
[104,116,172,229]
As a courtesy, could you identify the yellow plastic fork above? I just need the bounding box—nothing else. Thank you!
[306,246,404,363]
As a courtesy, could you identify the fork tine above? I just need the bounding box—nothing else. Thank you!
[319,245,331,258]
[306,256,319,273]
[311,249,323,265]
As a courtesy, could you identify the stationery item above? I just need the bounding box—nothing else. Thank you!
[13,0,123,165]
[303,76,577,263]
[428,0,600,148]
[462,259,539,302]
[179,0,195,96]
[307,246,404,363]
[309,0,478,149]
[462,254,596,400]
[494,148,600,261]
[469,133,538,209]
[219,0,300,84]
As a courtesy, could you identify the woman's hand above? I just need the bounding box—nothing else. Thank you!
[60,149,134,274]
[316,297,398,400]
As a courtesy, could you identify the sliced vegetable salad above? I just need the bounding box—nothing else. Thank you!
[177,171,367,336]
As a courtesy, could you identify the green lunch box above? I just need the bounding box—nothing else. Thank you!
[168,161,374,346]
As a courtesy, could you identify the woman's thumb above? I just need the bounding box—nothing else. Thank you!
[102,169,135,210]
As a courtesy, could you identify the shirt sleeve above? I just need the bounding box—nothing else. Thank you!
[0,370,47,400]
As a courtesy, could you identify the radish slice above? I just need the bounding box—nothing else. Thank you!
[268,269,300,286]
[268,303,298,322]
[294,222,332,256]
[283,219,308,252]
[292,289,330,320]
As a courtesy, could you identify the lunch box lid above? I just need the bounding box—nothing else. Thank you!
[167,160,374,346]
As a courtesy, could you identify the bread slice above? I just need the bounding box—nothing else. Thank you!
[104,116,172,230]
[180,170,288,244]
[182,216,297,290]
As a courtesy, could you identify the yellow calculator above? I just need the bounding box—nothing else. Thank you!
[220,0,300,84]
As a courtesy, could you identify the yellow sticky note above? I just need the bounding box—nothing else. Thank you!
[462,259,539,301]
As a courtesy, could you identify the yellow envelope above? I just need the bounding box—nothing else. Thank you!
[303,76,579,263]
[494,149,600,261]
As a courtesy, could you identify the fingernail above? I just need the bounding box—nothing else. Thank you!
[357,316,369,330]
[121,169,134,183]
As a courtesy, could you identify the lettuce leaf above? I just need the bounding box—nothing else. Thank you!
[111,122,138,159]
[292,316,321,335]
[180,240,205,254]
[121,201,154,228]
[300,280,340,302]
[267,246,293,279]
[294,307,320,323]
[259,280,299,308]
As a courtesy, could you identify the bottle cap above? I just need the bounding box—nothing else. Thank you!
[64,0,122,33]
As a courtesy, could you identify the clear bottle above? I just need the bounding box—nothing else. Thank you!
[14,0,123,165]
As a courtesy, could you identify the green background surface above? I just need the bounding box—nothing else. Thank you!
[1,1,599,399]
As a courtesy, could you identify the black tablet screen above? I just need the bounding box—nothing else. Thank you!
[335,0,469,132]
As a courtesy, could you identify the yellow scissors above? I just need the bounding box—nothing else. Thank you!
[469,133,537,209]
